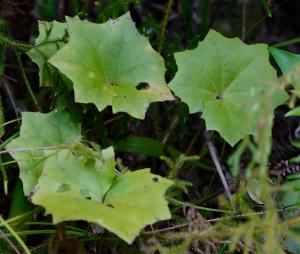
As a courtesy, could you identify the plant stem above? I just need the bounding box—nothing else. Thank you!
[0,216,32,254]
[185,124,204,155]
[241,0,248,41]
[158,0,174,54]
[152,0,174,140]
[145,207,292,234]
[1,118,22,128]
[0,145,64,155]
[272,37,300,48]
[2,79,19,117]
[15,51,41,111]
[205,131,233,204]
[199,0,212,40]
[0,227,21,254]
[162,116,178,145]
[260,0,272,17]
[0,33,32,51]
[245,0,288,39]
[0,132,19,150]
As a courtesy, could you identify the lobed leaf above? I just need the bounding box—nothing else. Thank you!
[31,148,173,243]
[169,30,288,146]
[49,12,174,119]
[7,110,173,243]
[6,111,81,195]
[27,20,68,87]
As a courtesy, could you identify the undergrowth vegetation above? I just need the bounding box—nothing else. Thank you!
[1,0,300,253]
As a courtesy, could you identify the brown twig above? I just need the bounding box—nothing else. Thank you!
[185,124,204,155]
[205,131,233,203]
[1,78,20,117]
[0,228,21,254]
[162,116,179,145]
[241,0,248,41]
[145,207,294,234]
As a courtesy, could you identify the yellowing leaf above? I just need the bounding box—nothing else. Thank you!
[7,110,173,243]
[32,148,173,243]
[6,111,81,195]
[169,30,288,146]
[49,12,174,119]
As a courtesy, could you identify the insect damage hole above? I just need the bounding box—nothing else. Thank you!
[136,82,150,90]
[216,94,224,100]
[152,177,159,183]
[80,188,91,200]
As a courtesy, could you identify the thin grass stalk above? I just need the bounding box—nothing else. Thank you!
[0,216,31,254]
[15,51,41,111]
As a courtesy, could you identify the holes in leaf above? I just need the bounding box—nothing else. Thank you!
[56,183,71,193]
[216,93,224,100]
[28,186,41,201]
[106,203,114,208]
[136,82,150,90]
[152,177,159,183]
[110,82,118,86]
[80,188,91,200]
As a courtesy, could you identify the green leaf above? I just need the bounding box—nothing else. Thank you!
[169,30,287,146]
[6,111,81,195]
[269,47,300,74]
[285,107,300,117]
[31,148,173,243]
[49,12,174,119]
[27,20,67,87]
[269,48,300,92]
[115,136,181,158]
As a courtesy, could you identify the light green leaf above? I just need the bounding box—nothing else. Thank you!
[31,148,173,243]
[6,111,81,195]
[27,20,67,86]
[49,12,174,119]
[169,30,287,146]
